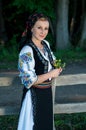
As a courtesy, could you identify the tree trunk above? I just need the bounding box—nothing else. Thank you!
[79,0,86,48]
[79,14,86,48]
[69,0,77,40]
[0,0,7,46]
[56,0,70,49]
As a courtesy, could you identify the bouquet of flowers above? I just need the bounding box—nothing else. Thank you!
[53,59,66,69]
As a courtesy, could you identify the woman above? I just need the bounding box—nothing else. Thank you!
[17,12,62,130]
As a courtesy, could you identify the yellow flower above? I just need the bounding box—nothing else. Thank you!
[53,59,66,69]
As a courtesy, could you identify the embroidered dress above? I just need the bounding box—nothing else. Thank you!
[17,40,56,130]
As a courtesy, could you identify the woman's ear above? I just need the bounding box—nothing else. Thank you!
[31,28,33,33]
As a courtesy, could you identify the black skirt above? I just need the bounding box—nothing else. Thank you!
[31,86,53,130]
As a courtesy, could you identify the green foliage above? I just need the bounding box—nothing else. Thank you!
[13,0,55,18]
[53,59,66,69]
[54,47,86,63]
[0,113,86,130]
[3,0,56,48]
[0,35,18,62]
[55,113,86,130]
[0,115,18,130]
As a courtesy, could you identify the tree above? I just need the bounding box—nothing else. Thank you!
[79,0,86,48]
[0,0,7,46]
[56,0,71,49]
[69,0,85,47]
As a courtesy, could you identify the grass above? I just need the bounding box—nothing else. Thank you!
[0,115,18,130]
[0,113,86,130]
[55,113,86,130]
[54,47,86,63]
[0,45,18,71]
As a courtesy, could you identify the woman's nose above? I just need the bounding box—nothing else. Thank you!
[40,29,44,34]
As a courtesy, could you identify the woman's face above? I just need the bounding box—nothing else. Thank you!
[31,19,49,42]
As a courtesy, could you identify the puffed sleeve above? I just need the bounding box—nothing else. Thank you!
[18,45,37,89]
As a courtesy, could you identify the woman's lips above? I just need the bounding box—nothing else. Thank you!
[39,35,45,38]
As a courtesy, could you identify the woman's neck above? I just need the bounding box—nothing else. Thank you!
[32,38,43,49]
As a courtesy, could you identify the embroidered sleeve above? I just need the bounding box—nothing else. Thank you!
[18,46,37,89]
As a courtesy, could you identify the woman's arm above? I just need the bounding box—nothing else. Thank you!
[34,68,62,85]
[18,46,38,89]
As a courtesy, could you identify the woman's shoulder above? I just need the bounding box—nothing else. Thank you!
[19,45,33,56]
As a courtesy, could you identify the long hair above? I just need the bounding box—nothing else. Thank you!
[19,12,49,52]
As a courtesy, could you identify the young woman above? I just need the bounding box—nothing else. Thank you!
[17,12,62,130]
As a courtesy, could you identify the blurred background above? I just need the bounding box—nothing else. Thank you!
[0,0,86,70]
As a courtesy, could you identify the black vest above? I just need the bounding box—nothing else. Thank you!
[26,40,54,75]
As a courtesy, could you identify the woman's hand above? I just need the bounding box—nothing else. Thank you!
[34,68,62,85]
[49,68,62,78]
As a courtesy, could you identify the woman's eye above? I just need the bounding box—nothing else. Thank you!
[45,28,49,30]
[38,26,41,29]
[37,26,49,30]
